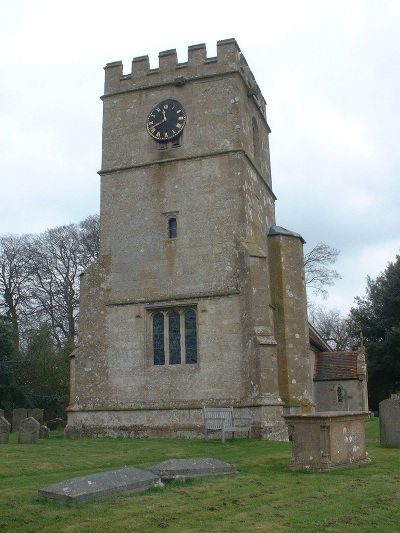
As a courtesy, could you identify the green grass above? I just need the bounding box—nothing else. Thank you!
[0,419,399,532]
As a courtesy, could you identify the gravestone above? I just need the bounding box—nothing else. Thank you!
[47,418,65,430]
[0,416,11,444]
[379,395,400,447]
[0,408,4,418]
[147,458,237,481]
[39,425,51,438]
[64,425,83,439]
[28,408,44,425]
[12,408,27,432]
[38,467,161,503]
[18,417,40,444]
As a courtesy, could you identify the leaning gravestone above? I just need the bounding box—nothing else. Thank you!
[12,408,27,432]
[0,416,11,444]
[380,395,400,447]
[18,417,40,444]
[28,408,44,425]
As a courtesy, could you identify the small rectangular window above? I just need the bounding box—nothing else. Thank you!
[168,218,177,239]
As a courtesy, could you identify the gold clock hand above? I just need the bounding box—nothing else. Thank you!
[149,116,167,128]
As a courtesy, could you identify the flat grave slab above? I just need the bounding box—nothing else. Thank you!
[146,457,237,481]
[38,467,161,503]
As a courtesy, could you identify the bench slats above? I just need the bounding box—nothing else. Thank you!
[202,407,251,443]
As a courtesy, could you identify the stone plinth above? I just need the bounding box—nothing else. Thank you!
[379,396,400,447]
[283,412,371,471]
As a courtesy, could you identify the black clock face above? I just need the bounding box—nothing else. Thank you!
[146,99,186,141]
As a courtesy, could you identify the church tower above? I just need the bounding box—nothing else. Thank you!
[66,39,313,440]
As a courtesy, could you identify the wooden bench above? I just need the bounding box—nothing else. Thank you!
[202,407,252,443]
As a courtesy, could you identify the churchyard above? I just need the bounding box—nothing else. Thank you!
[0,417,399,533]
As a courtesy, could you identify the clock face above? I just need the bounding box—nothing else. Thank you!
[146,99,186,141]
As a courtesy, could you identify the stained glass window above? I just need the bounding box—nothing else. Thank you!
[151,308,197,366]
[169,311,181,364]
[185,311,197,364]
[153,313,165,365]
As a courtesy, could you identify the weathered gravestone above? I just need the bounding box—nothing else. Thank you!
[64,425,83,439]
[39,425,51,438]
[0,408,4,418]
[12,408,27,432]
[18,417,40,444]
[28,408,44,426]
[147,458,237,481]
[38,467,161,503]
[379,395,400,447]
[0,416,11,444]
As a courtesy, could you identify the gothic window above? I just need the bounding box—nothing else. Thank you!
[151,308,197,366]
[168,217,177,238]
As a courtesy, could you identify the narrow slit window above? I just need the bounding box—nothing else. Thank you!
[168,218,177,239]
[337,385,343,403]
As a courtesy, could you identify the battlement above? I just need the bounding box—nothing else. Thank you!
[103,39,266,111]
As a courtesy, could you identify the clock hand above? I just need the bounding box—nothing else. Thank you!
[149,109,168,129]
[149,116,167,128]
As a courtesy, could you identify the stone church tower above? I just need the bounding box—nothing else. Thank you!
[66,39,313,440]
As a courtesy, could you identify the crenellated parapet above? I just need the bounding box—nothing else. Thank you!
[103,38,266,113]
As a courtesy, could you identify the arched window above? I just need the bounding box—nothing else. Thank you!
[151,308,197,365]
[337,385,343,403]
[168,217,177,239]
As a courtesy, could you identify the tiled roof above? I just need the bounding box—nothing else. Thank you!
[314,351,359,381]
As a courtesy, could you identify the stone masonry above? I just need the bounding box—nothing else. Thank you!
[66,39,314,440]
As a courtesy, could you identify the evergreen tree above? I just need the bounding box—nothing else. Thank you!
[350,254,400,409]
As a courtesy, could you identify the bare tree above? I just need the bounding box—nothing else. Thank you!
[29,215,99,350]
[0,234,35,349]
[78,214,100,266]
[304,242,341,299]
[308,304,355,350]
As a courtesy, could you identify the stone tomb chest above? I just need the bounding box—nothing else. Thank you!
[283,411,371,471]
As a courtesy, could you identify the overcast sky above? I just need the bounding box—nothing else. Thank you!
[1,0,399,315]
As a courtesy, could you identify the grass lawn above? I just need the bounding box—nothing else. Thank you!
[0,418,399,533]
